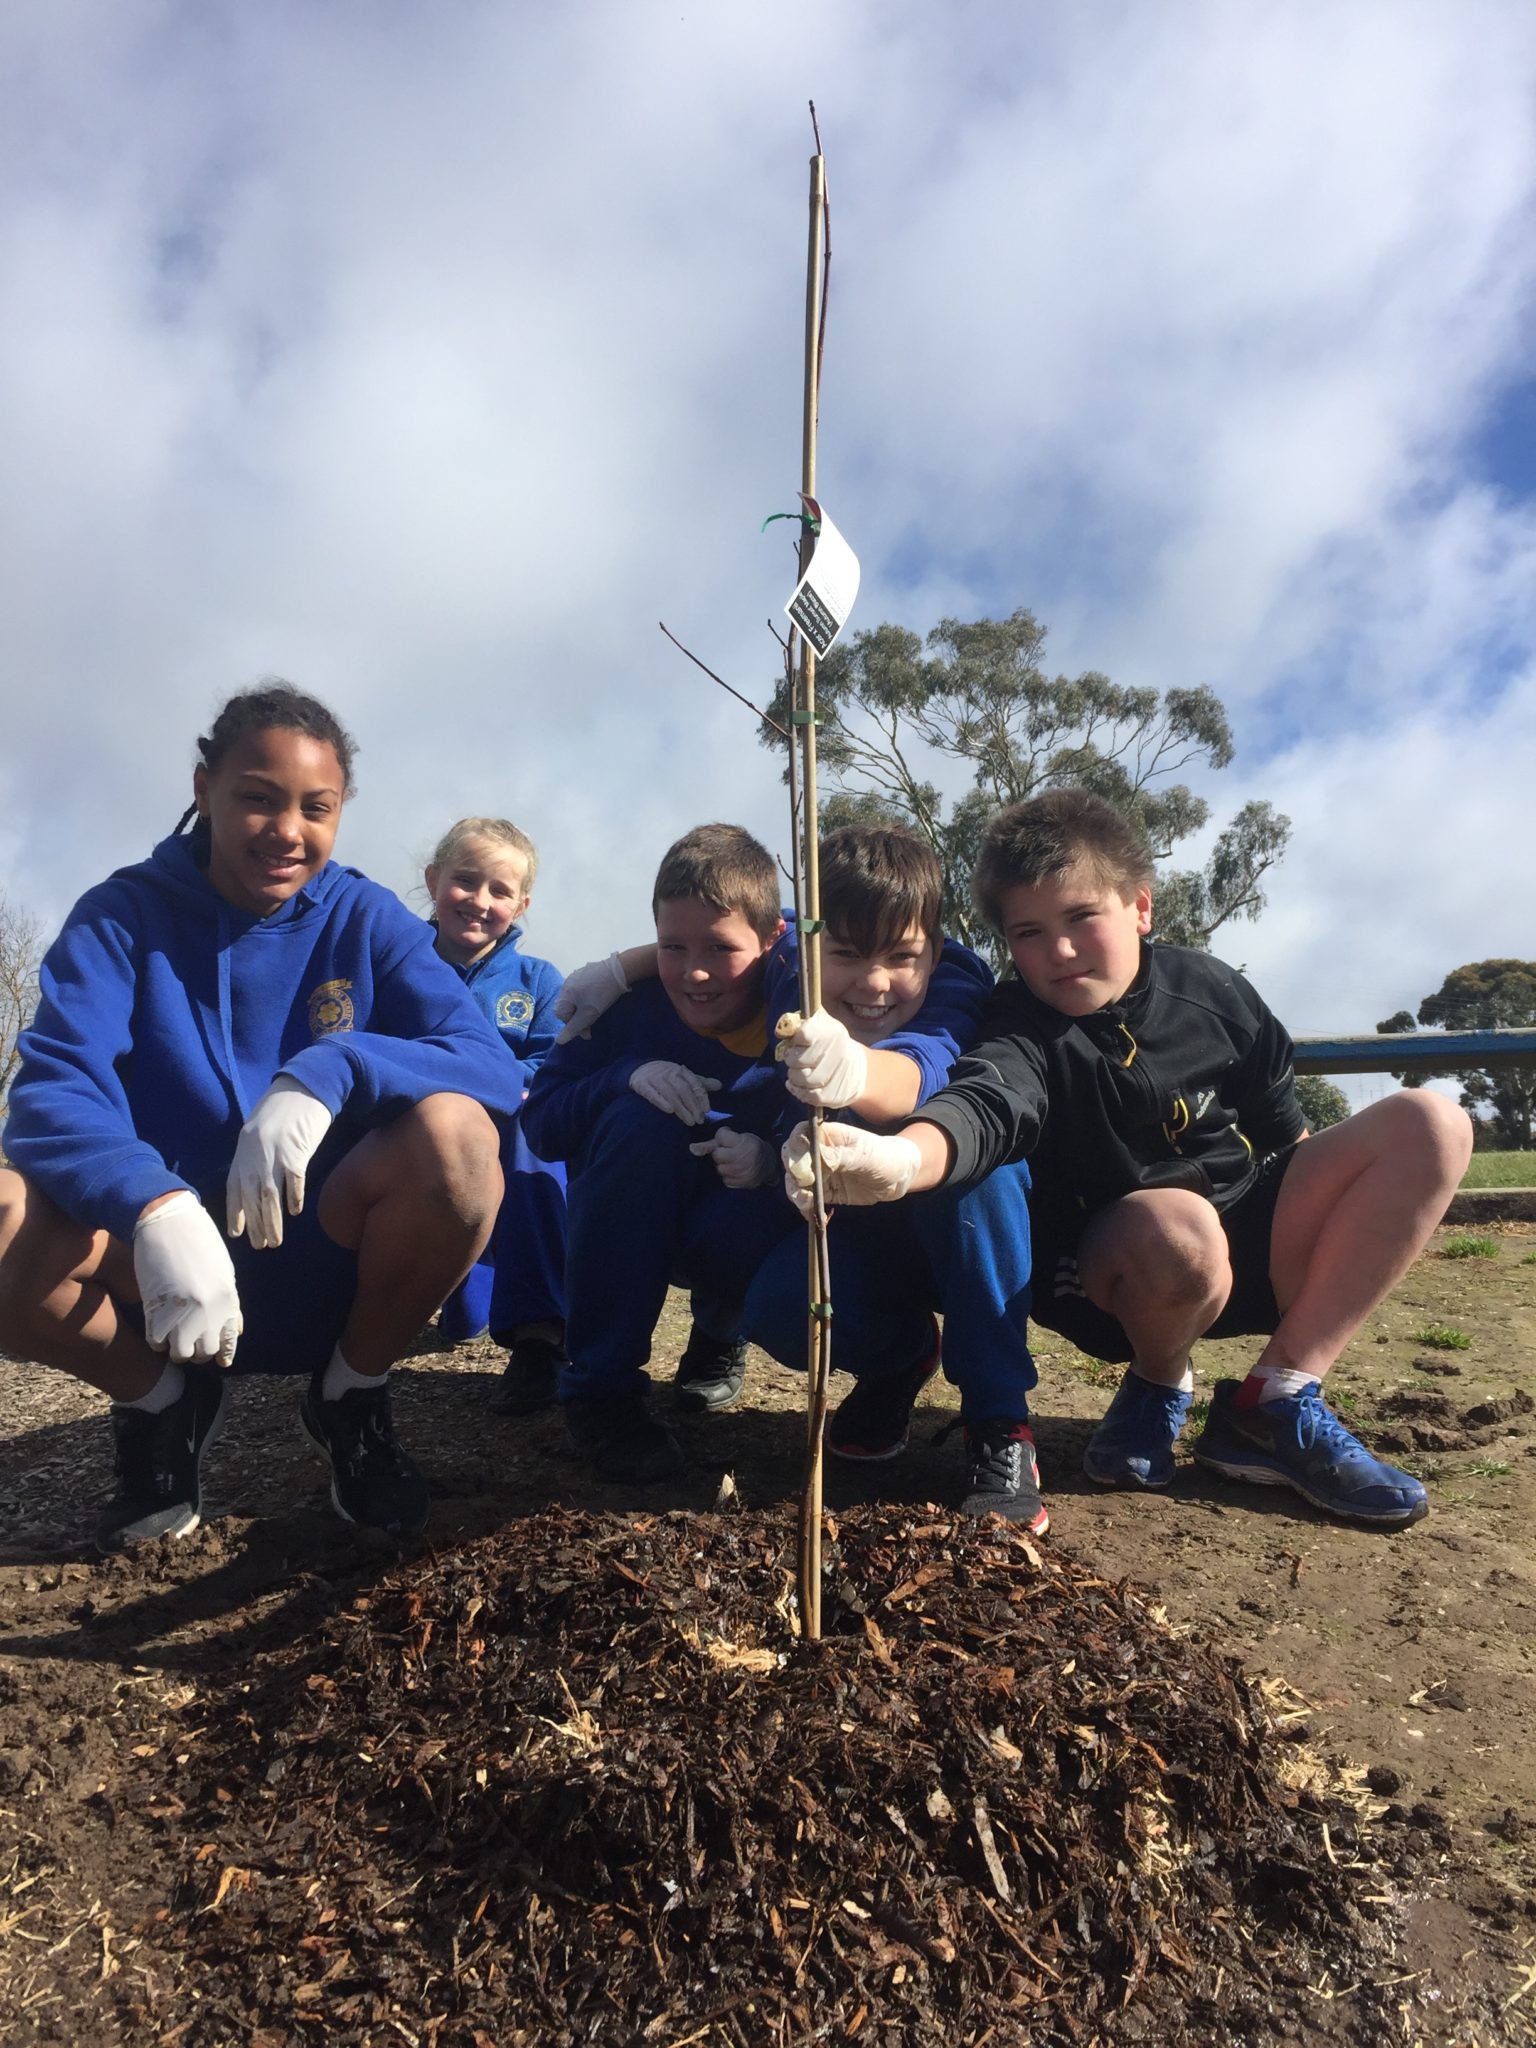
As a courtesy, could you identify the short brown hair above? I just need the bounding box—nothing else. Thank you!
[652,823,781,940]
[821,824,942,954]
[972,788,1154,932]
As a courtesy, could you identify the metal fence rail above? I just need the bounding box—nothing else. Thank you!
[1292,1029,1536,1076]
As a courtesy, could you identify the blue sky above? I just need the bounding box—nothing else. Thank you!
[2,0,1535,1054]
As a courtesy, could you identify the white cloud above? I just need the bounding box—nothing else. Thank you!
[0,0,1533,1035]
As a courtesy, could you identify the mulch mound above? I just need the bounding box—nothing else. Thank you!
[96,1504,1401,2046]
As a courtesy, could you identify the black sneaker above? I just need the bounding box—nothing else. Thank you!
[300,1374,430,1537]
[564,1385,688,1482]
[960,1419,1050,1534]
[489,1332,566,1416]
[97,1365,228,1553]
[673,1330,748,1414]
[827,1331,940,1462]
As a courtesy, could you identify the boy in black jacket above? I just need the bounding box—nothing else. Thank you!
[783,789,1471,1529]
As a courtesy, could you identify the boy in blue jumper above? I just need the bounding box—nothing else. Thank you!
[550,826,1040,1522]
[522,823,795,1481]
[0,684,520,1551]
[425,816,569,1416]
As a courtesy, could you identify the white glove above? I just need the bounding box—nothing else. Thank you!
[630,1062,723,1125]
[226,1075,335,1249]
[554,954,629,1042]
[689,1128,777,1189]
[775,1007,870,1108]
[782,1122,922,1213]
[133,1192,243,1367]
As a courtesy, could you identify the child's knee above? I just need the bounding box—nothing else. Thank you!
[400,1095,504,1219]
[1373,1089,1474,1177]
[1090,1193,1227,1306]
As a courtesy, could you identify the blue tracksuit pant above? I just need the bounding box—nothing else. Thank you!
[438,1121,567,1345]
[742,1161,1036,1421]
[559,1094,799,1401]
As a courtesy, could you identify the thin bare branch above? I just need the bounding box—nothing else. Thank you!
[658,622,790,740]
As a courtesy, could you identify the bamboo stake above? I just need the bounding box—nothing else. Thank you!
[794,146,832,1643]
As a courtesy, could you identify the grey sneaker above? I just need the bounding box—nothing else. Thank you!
[673,1332,748,1414]
[960,1419,1050,1533]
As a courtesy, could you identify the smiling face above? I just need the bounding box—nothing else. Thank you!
[655,896,781,1038]
[427,837,532,967]
[195,727,346,917]
[820,922,937,1045]
[997,861,1152,1016]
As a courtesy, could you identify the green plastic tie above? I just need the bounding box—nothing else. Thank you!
[788,710,822,726]
[761,509,821,534]
[799,917,825,934]
[810,1301,834,1321]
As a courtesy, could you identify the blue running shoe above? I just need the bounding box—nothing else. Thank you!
[1082,1369,1193,1489]
[1193,1379,1428,1528]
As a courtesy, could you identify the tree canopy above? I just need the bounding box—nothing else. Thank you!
[1378,960,1536,1149]
[763,608,1288,960]
[1295,1076,1350,1132]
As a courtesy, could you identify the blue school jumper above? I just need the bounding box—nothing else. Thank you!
[434,926,570,1344]
[7,828,522,1375]
[522,976,798,1401]
[744,934,1038,1421]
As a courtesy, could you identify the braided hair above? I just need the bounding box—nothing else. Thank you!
[175,681,358,833]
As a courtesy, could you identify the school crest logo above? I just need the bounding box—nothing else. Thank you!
[308,978,355,1037]
[496,989,535,1031]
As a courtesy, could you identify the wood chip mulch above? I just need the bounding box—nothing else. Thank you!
[98,1504,1406,2046]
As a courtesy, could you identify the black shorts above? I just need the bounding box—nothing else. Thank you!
[1029,1146,1298,1365]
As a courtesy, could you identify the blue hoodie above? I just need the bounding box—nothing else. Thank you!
[521,927,995,1165]
[442,924,564,1074]
[8,828,524,1244]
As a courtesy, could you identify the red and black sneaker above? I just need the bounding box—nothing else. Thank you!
[827,1327,940,1462]
[960,1418,1050,1534]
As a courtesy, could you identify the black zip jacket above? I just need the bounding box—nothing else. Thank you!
[913,941,1307,1219]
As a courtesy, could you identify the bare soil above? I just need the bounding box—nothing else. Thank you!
[1,1220,1533,2044]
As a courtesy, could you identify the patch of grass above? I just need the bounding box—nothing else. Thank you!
[1460,1151,1536,1188]
[1330,1386,1361,1416]
[1522,1252,1536,1267]
[1187,1398,1211,1434]
[1441,1235,1499,1260]
[1415,1323,1472,1351]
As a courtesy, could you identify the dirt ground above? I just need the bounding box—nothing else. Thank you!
[0,1215,1533,2043]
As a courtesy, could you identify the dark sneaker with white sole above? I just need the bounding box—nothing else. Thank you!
[1193,1378,1429,1528]
[959,1418,1050,1533]
[97,1364,228,1553]
[300,1373,430,1537]
[565,1385,688,1482]
[673,1331,748,1414]
[827,1329,940,1462]
[489,1333,566,1416]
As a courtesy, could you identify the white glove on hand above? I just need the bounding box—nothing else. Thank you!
[689,1128,777,1189]
[782,1122,923,1213]
[775,1007,871,1108]
[630,1061,723,1125]
[554,953,629,1042]
[226,1075,335,1249]
[133,1192,243,1367]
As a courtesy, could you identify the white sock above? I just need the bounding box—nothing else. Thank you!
[1131,1362,1194,1393]
[1247,1363,1315,1404]
[117,1362,185,1413]
[321,1346,387,1401]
